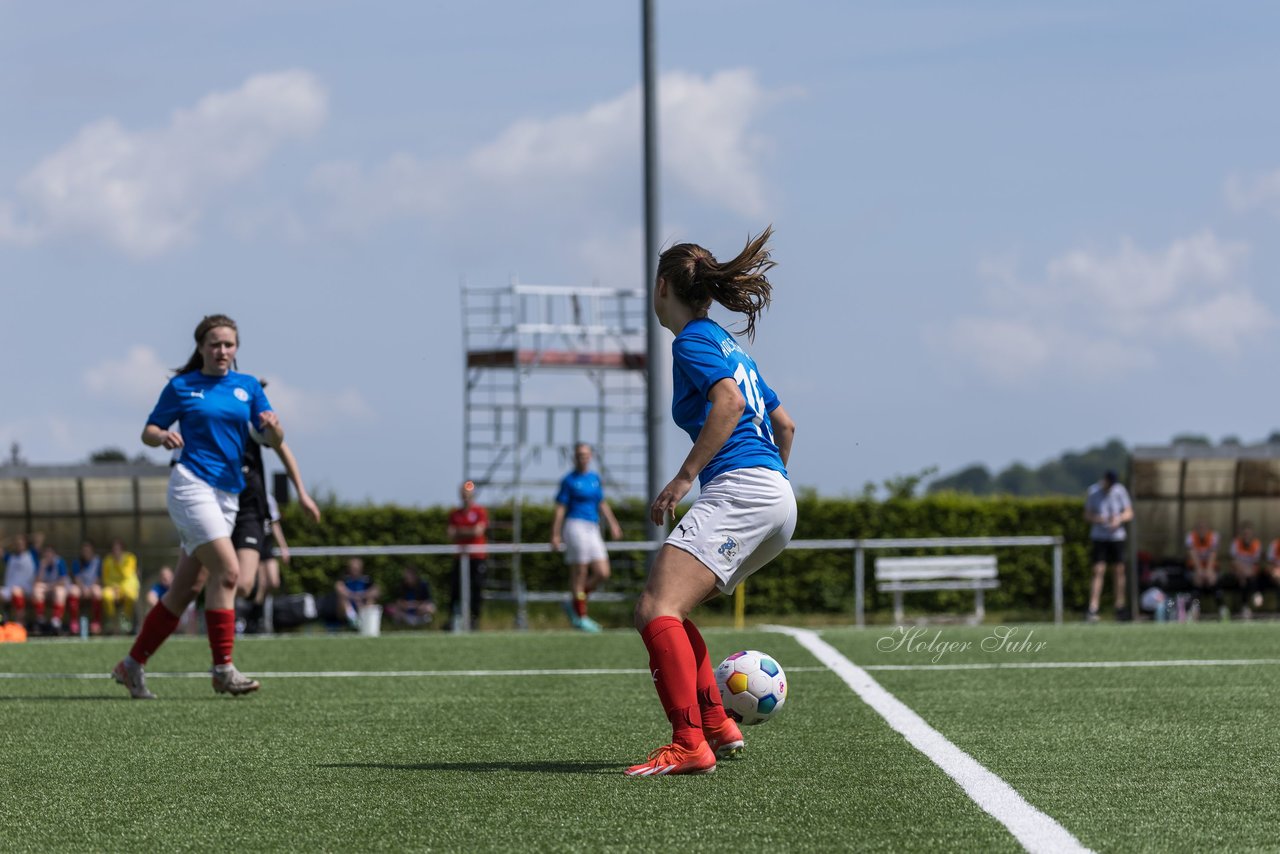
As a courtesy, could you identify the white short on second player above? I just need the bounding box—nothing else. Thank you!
[167,463,239,553]
[665,466,797,595]
[562,517,608,565]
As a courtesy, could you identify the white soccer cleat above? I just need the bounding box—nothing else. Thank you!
[111,657,157,700]
[210,664,261,696]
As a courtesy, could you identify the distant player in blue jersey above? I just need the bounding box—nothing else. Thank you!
[113,314,283,699]
[550,443,623,632]
[32,543,69,634]
[626,227,797,777]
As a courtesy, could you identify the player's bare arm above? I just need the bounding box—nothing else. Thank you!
[768,404,795,467]
[274,440,322,523]
[142,424,183,450]
[650,378,744,526]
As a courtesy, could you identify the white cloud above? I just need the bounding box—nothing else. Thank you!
[81,348,373,435]
[1224,169,1280,214]
[944,230,1275,384]
[0,70,327,256]
[83,346,172,407]
[311,68,783,233]
[944,317,1050,384]
[261,377,375,434]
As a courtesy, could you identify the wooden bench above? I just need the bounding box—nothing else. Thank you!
[875,555,999,624]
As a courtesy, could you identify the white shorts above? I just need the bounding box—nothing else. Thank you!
[2,566,35,595]
[665,467,797,594]
[563,517,608,565]
[168,463,239,553]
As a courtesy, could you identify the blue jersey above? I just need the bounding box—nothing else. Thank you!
[671,318,786,486]
[36,556,68,584]
[556,471,603,523]
[72,556,101,585]
[146,370,272,493]
[343,575,374,595]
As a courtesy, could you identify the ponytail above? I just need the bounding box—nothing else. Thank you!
[658,226,776,342]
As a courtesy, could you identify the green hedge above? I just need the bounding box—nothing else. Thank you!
[278,492,1094,619]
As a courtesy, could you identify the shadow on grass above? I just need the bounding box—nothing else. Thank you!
[319,760,619,775]
[0,694,203,702]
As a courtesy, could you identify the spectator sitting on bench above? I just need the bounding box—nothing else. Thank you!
[387,565,436,628]
[1185,519,1221,613]
[1228,522,1263,619]
[335,557,379,630]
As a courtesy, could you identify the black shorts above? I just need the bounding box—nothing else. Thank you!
[231,512,273,558]
[1090,539,1126,565]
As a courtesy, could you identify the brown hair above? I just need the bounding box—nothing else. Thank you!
[657,226,776,342]
[175,314,239,374]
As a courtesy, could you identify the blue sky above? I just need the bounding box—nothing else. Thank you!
[2,1,1279,506]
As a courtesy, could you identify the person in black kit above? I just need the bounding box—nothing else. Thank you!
[229,380,321,628]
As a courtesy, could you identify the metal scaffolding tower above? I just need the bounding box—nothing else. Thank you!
[462,279,649,533]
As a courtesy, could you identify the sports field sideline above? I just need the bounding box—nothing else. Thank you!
[2,621,1277,852]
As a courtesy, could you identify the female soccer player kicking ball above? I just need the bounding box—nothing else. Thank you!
[112,314,281,699]
[626,228,797,776]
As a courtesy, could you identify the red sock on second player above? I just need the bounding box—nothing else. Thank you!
[640,615,703,748]
[683,619,729,728]
[128,602,182,665]
[205,608,235,667]
[573,592,588,619]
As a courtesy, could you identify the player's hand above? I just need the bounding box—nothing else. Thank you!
[299,492,322,523]
[279,544,291,565]
[257,411,283,444]
[651,475,694,526]
[610,523,623,541]
[550,534,562,551]
[160,430,184,450]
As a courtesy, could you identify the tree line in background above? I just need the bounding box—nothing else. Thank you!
[923,432,1280,498]
[275,492,1092,620]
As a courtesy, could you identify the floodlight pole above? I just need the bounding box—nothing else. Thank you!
[642,0,666,550]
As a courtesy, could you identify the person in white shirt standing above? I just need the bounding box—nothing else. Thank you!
[1084,469,1134,622]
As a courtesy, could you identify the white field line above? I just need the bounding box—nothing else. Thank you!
[864,658,1280,672]
[766,625,1091,854]
[0,668,650,680]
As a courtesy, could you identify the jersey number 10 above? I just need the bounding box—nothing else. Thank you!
[733,363,775,445]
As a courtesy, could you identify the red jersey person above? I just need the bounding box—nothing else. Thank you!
[1185,519,1220,611]
[1229,522,1263,618]
[1266,535,1280,604]
[446,481,488,630]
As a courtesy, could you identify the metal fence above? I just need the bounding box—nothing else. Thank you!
[287,535,1066,631]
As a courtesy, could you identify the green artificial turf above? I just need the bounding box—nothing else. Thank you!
[1,621,1276,852]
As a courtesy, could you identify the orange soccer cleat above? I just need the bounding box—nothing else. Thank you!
[624,741,717,777]
[703,717,745,760]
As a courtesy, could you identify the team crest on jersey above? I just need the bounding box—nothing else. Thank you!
[717,536,739,560]
[234,388,250,402]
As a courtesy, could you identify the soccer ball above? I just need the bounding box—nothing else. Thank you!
[715,650,787,725]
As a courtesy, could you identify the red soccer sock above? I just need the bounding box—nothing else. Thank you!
[52,601,65,623]
[128,602,182,665]
[91,599,103,624]
[68,594,80,625]
[684,619,729,728]
[34,599,46,621]
[205,609,235,667]
[573,592,588,619]
[640,616,703,748]
[11,590,25,615]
